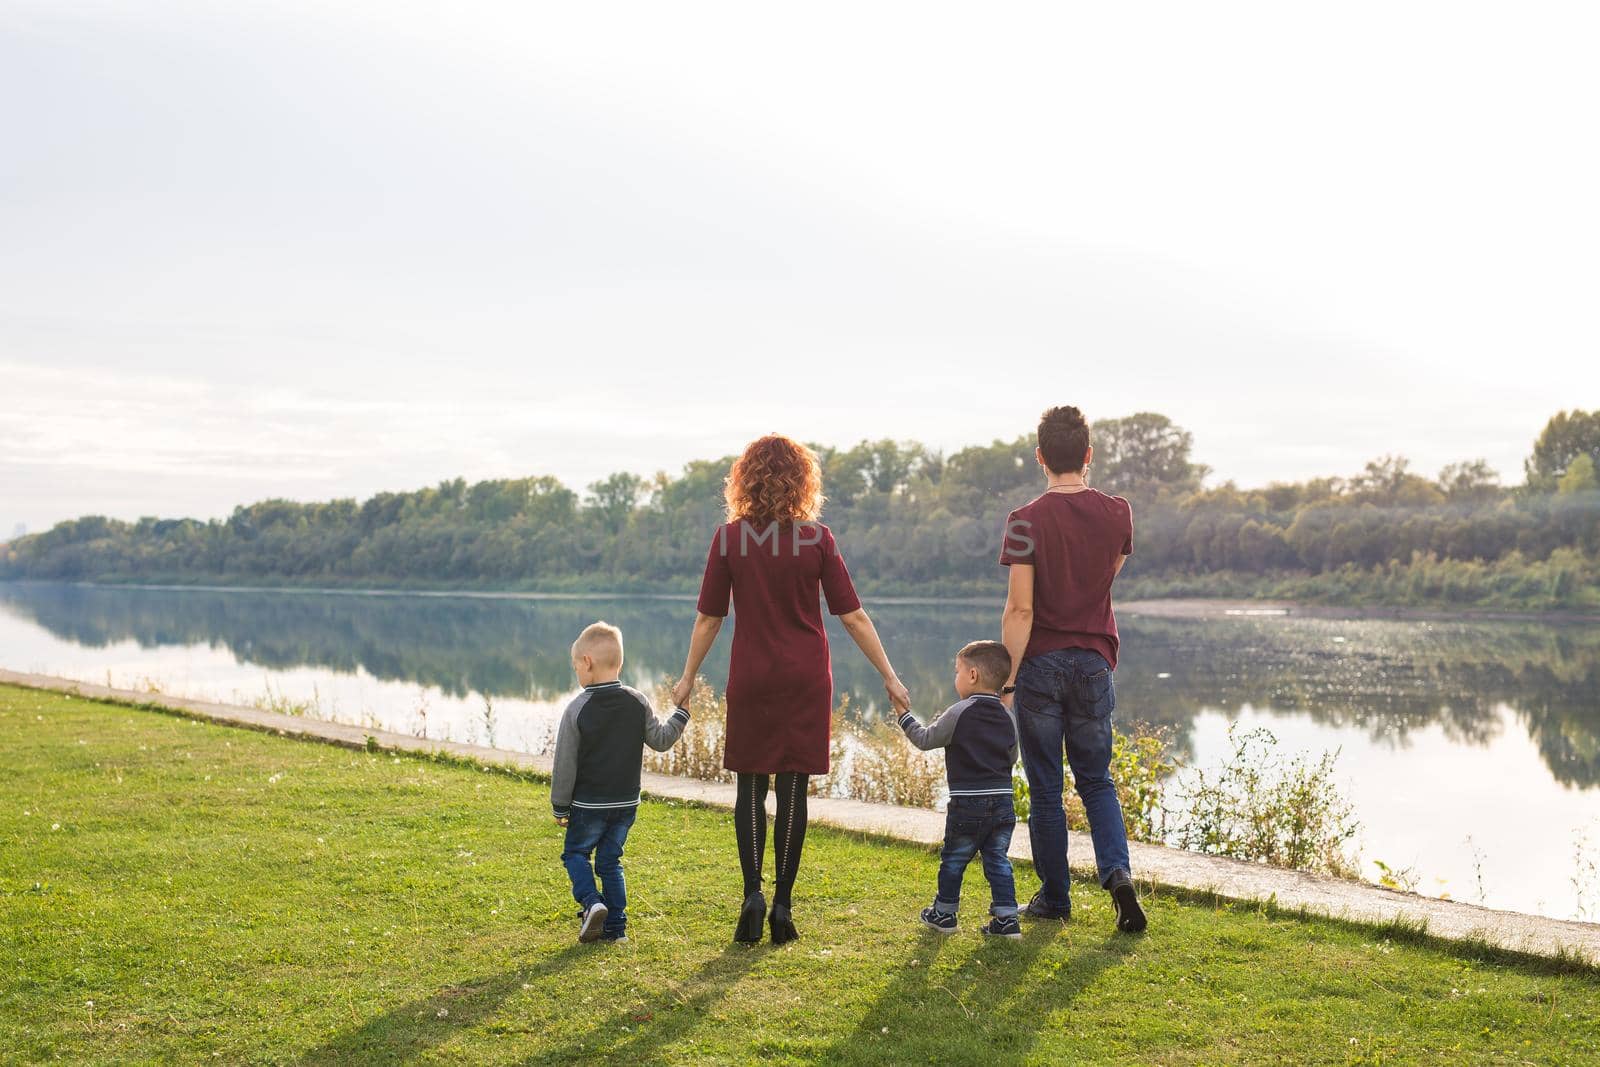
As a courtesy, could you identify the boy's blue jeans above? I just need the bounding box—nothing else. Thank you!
[1016,647,1132,910]
[562,806,636,936]
[934,794,1019,917]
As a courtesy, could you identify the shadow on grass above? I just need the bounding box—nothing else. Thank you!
[1148,882,1600,977]
[997,930,1140,1063]
[826,921,1136,1066]
[517,941,765,1065]
[296,943,589,1064]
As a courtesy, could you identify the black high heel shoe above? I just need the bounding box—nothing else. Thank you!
[768,902,799,945]
[734,892,767,944]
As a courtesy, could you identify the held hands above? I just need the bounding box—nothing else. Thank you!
[884,674,911,716]
[671,674,695,709]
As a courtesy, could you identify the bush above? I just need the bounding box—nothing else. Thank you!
[1064,723,1176,841]
[1169,724,1360,877]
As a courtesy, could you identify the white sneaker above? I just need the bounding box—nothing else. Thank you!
[578,902,609,943]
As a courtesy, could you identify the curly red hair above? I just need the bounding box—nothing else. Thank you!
[725,434,825,527]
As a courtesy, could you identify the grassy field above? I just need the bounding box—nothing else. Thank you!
[2,685,1597,1065]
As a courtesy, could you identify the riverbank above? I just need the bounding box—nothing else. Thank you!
[5,669,1597,965]
[8,578,1599,624]
[4,683,1597,1064]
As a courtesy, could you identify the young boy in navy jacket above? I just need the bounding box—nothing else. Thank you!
[898,640,1022,938]
[551,621,690,943]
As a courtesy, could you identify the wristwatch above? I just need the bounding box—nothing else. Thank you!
[1000,685,1016,695]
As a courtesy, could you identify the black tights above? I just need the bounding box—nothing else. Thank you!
[735,772,808,907]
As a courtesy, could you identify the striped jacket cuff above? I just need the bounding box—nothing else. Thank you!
[570,797,642,809]
[552,806,571,819]
[671,706,691,723]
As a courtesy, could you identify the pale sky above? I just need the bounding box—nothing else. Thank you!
[3,2,1597,535]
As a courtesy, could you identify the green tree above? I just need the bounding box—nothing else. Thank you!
[652,457,733,519]
[586,472,648,532]
[1437,459,1501,503]
[1348,456,1444,507]
[817,440,933,507]
[815,443,873,508]
[1526,409,1600,491]
[938,437,1035,513]
[1558,453,1598,495]
[1091,413,1208,493]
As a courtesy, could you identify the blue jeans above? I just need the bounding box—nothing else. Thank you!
[934,795,1018,917]
[1016,648,1131,908]
[562,806,636,936]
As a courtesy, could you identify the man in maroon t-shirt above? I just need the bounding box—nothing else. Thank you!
[998,405,1147,933]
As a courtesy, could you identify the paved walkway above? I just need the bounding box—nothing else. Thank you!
[5,668,1596,965]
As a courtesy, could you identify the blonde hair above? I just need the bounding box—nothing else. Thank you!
[724,434,825,527]
[571,621,623,669]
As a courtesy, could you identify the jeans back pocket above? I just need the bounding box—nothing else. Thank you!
[1076,665,1114,712]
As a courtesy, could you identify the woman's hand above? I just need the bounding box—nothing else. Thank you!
[884,674,911,716]
[675,614,723,710]
[672,674,695,709]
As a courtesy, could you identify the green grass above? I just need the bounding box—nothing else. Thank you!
[2,685,1597,1065]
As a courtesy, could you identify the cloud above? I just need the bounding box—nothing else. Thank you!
[2,4,1595,530]
[0,358,735,528]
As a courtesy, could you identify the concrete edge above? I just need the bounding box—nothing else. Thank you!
[4,668,1597,968]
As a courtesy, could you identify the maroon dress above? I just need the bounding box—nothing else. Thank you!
[695,520,862,774]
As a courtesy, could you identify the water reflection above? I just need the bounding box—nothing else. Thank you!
[1115,615,1600,786]
[2,583,1598,787]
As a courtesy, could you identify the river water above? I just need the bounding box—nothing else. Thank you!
[3,581,1597,922]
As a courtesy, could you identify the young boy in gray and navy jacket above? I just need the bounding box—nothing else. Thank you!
[898,640,1023,939]
[551,621,690,944]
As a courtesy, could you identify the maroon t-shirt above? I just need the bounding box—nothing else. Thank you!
[696,520,862,773]
[998,489,1133,669]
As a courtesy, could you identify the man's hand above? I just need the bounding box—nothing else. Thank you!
[672,675,694,708]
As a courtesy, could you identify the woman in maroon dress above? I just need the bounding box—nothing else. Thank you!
[673,434,911,944]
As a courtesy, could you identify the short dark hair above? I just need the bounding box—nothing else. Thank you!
[1038,406,1090,474]
[957,640,1012,691]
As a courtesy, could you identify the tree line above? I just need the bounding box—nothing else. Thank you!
[4,410,1598,608]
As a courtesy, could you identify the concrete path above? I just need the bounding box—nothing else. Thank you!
[5,668,1596,965]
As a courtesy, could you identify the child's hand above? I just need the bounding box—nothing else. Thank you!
[884,675,912,715]
[554,816,568,827]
